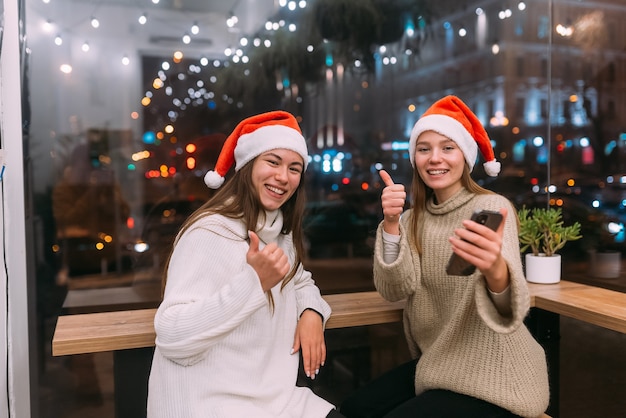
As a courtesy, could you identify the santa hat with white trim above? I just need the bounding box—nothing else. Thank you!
[409,95,501,177]
[204,110,309,189]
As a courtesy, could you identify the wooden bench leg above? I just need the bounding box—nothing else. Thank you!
[526,308,560,418]
[114,347,154,418]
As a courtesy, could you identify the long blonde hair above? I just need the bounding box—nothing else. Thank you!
[408,164,494,254]
[161,158,307,311]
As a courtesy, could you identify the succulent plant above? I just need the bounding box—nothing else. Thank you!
[518,207,582,257]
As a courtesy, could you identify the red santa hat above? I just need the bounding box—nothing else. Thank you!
[409,95,501,177]
[204,110,309,189]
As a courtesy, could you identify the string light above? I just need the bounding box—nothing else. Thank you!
[226,14,238,28]
[191,22,199,35]
[43,19,54,33]
[138,13,147,25]
[81,41,90,52]
[90,16,100,28]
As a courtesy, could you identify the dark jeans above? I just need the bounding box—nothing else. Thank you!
[327,408,347,418]
[340,359,521,418]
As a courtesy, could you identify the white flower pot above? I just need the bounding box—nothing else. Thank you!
[525,253,561,284]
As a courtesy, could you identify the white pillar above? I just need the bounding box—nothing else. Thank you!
[1,0,33,416]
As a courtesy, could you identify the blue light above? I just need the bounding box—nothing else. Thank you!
[142,131,156,144]
[604,140,616,155]
[331,184,339,191]
[404,19,415,36]
[325,53,333,67]
[208,100,217,110]
[391,141,409,150]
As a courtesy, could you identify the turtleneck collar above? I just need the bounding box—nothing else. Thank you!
[255,209,283,244]
[426,187,474,216]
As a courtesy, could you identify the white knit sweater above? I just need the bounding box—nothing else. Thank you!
[147,210,333,418]
[374,188,550,417]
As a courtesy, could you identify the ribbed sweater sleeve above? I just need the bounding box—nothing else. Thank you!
[154,225,268,365]
[293,261,332,326]
[373,219,418,302]
[471,196,530,333]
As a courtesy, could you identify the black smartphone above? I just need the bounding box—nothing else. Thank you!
[445,210,504,276]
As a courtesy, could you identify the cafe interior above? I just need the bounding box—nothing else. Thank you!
[1,0,626,417]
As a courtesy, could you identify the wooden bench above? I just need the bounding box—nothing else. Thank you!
[52,280,626,356]
[52,280,626,418]
[53,291,405,356]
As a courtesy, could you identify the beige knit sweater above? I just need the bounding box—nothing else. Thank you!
[373,188,549,417]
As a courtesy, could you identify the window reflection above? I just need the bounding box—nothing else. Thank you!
[23,0,626,416]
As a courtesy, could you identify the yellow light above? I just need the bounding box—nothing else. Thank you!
[153,78,164,89]
[164,124,174,134]
[141,97,151,106]
[186,143,197,153]
[173,51,184,63]
[186,157,196,170]
[95,242,105,250]
[408,104,416,112]
[103,235,113,243]
[567,179,575,187]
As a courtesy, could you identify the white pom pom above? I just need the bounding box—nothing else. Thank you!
[483,160,501,177]
[204,170,225,189]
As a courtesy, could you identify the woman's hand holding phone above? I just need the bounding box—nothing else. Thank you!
[446,209,505,276]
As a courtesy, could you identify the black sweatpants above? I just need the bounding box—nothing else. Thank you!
[339,359,522,418]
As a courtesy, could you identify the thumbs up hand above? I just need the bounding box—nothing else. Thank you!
[379,170,406,235]
[247,231,291,292]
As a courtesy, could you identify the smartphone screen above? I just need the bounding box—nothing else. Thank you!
[445,210,504,276]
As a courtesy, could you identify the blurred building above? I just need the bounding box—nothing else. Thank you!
[302,0,626,195]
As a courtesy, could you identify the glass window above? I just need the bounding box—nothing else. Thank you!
[19,0,626,416]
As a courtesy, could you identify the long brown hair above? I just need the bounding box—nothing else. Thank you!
[161,157,307,310]
[408,164,494,254]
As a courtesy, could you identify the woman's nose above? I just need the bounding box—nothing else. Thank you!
[429,149,441,162]
[274,165,288,181]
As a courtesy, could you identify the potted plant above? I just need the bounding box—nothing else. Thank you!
[518,206,582,284]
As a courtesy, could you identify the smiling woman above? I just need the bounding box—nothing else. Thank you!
[147,110,345,417]
[9,0,626,416]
